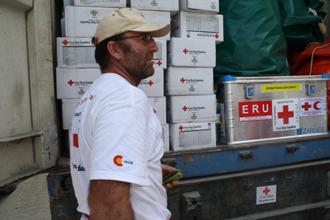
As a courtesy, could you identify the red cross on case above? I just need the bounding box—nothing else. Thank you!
[277,105,294,124]
[263,187,270,195]
[301,102,312,111]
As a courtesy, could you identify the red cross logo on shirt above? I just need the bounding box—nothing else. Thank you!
[178,125,184,132]
[67,80,74,86]
[180,77,186,84]
[147,80,154,86]
[214,33,219,39]
[62,39,69,46]
[182,106,188,112]
[183,48,189,54]
[156,60,162,66]
[301,102,312,111]
[263,187,270,195]
[278,105,294,124]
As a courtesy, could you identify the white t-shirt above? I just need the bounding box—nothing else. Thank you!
[70,73,170,220]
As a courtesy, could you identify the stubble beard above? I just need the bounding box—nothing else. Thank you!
[119,42,154,81]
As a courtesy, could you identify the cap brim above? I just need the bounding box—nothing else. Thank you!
[129,23,170,38]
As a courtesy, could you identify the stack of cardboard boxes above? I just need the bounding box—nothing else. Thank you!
[57,0,224,152]
[57,1,124,131]
[166,0,223,151]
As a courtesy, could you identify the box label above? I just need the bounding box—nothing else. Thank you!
[299,97,326,116]
[261,83,302,93]
[272,99,299,131]
[256,185,277,205]
[178,123,212,147]
[239,101,272,121]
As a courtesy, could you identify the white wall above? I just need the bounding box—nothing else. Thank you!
[0,0,58,186]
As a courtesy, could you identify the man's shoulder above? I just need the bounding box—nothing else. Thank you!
[93,74,148,105]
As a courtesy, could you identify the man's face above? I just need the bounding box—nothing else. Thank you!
[116,32,158,81]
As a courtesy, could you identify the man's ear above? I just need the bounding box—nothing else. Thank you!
[107,41,122,60]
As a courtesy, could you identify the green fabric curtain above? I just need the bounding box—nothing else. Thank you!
[215,0,289,76]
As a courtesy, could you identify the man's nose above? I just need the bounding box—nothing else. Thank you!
[149,39,158,53]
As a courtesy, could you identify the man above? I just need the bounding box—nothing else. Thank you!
[70,7,175,220]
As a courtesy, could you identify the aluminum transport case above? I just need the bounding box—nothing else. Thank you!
[217,75,329,144]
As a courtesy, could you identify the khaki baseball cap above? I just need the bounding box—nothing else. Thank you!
[93,8,170,45]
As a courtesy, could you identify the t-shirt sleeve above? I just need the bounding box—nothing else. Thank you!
[89,89,151,186]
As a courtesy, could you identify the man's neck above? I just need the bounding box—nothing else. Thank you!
[104,62,140,86]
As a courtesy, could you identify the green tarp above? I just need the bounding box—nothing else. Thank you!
[214,0,325,77]
[215,0,289,76]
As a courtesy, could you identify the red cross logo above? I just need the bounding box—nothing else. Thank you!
[178,125,184,132]
[147,80,154,86]
[67,80,74,86]
[183,48,189,54]
[214,33,219,39]
[278,105,294,124]
[156,60,162,66]
[180,77,186,84]
[62,39,69,46]
[73,133,79,148]
[301,102,312,111]
[182,106,188,112]
[263,187,270,195]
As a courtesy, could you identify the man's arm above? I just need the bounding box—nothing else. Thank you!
[88,180,134,220]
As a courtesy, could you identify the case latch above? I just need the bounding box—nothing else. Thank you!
[245,85,255,99]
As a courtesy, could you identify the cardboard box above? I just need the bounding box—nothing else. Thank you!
[138,68,164,97]
[180,0,219,13]
[130,0,179,12]
[148,97,166,124]
[167,95,216,123]
[162,124,170,152]
[74,0,126,7]
[62,99,80,130]
[170,122,216,151]
[57,37,98,68]
[140,10,171,40]
[165,67,214,95]
[172,12,223,42]
[56,68,101,99]
[153,40,167,69]
[65,6,115,37]
[168,37,216,67]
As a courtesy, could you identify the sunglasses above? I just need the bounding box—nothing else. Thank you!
[115,33,154,43]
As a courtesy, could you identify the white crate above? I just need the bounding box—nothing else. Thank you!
[74,0,126,7]
[56,68,100,99]
[168,37,216,67]
[180,0,219,13]
[130,0,179,12]
[165,67,214,95]
[167,95,216,123]
[65,6,115,37]
[170,121,216,151]
[172,12,223,42]
[57,37,97,68]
